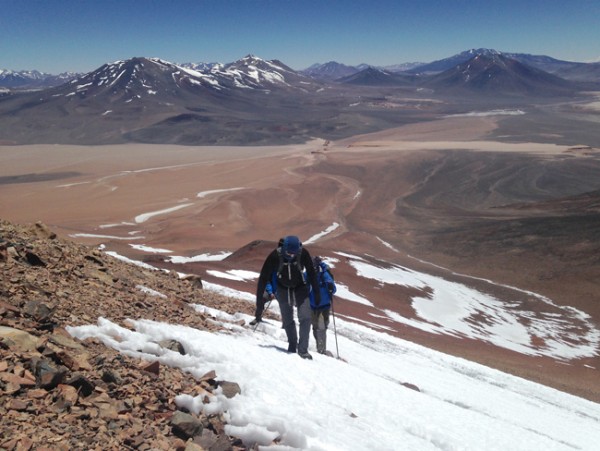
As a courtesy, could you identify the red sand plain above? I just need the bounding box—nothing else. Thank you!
[2,116,599,402]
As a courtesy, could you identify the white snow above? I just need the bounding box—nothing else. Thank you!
[134,203,193,224]
[167,252,232,263]
[333,282,374,307]
[84,234,600,364]
[130,244,173,254]
[206,269,259,282]
[200,281,255,302]
[67,304,600,450]
[64,238,600,449]
[104,251,161,271]
[346,257,599,360]
[447,109,526,118]
[109,69,126,87]
[197,187,244,198]
[304,223,340,244]
[136,285,167,299]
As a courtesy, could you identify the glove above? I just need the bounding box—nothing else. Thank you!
[327,282,334,294]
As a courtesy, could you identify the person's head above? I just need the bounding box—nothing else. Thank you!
[282,235,301,261]
[313,256,322,270]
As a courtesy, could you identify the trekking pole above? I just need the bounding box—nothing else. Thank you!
[253,298,273,332]
[330,295,340,359]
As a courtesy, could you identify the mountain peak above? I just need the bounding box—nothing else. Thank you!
[424,52,575,96]
[466,48,501,56]
[300,61,361,80]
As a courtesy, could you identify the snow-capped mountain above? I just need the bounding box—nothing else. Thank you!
[59,57,225,101]
[62,55,319,99]
[0,69,79,88]
[178,61,221,72]
[0,55,320,93]
[423,53,575,96]
[178,55,321,91]
[0,56,328,145]
[408,48,503,74]
[214,55,320,90]
[406,48,600,82]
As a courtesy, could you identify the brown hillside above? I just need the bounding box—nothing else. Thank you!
[0,219,257,450]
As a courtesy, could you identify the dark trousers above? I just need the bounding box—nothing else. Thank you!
[277,293,311,354]
[311,308,330,353]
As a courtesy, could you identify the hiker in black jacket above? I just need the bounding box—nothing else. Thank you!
[253,235,321,359]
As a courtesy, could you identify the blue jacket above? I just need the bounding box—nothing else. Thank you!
[309,262,336,310]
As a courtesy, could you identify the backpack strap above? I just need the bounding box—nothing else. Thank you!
[276,245,284,277]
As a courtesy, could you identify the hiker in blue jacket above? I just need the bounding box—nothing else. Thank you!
[252,235,321,360]
[309,256,337,354]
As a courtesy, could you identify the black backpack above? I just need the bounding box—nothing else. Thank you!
[276,236,306,288]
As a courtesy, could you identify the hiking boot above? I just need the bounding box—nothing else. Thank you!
[298,351,313,360]
[287,343,297,353]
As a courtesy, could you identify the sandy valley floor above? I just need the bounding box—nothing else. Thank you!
[2,115,600,402]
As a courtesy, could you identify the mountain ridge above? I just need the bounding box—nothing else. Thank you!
[3,48,599,90]
[0,51,595,146]
[422,53,577,96]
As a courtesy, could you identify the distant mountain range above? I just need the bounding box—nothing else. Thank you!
[0,55,331,145]
[0,69,81,89]
[302,48,599,83]
[1,48,598,91]
[0,50,598,145]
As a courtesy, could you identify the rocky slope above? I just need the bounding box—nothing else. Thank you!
[0,219,260,450]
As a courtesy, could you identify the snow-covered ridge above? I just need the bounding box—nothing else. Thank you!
[55,55,314,100]
[66,303,600,449]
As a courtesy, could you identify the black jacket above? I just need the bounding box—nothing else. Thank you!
[255,247,321,318]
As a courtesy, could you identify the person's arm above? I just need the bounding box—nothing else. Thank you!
[255,250,277,319]
[302,248,321,306]
[322,267,336,294]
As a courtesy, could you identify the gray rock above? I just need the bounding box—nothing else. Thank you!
[0,326,40,352]
[159,339,186,355]
[171,411,203,439]
[219,381,241,399]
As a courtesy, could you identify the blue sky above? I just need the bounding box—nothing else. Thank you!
[2,0,599,73]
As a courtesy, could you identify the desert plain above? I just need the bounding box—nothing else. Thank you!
[2,113,600,402]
